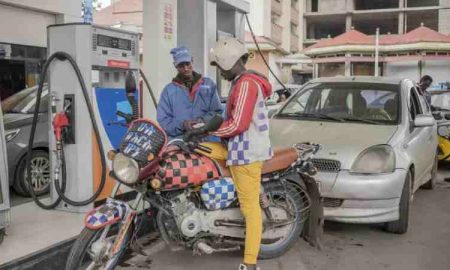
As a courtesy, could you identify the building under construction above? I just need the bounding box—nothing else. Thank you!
[304,0,450,48]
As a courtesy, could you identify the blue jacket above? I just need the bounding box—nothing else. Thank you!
[157,76,223,139]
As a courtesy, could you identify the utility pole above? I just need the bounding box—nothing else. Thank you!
[375,28,380,77]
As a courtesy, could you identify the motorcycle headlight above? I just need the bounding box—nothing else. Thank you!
[5,129,20,142]
[112,153,140,184]
[351,145,395,174]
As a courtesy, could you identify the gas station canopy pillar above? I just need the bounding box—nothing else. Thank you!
[142,0,249,119]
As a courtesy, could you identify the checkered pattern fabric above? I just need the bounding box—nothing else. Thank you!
[227,88,272,166]
[158,152,220,190]
[84,198,131,229]
[201,177,237,210]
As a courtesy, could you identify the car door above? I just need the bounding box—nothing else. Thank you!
[404,84,433,190]
[416,86,437,184]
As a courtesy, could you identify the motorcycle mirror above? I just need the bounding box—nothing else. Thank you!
[204,115,223,132]
[125,71,137,94]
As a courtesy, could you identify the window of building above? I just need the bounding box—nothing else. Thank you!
[318,63,345,77]
[306,17,346,39]
[407,0,439,7]
[353,14,399,34]
[406,10,439,32]
[271,14,281,25]
[311,0,318,12]
[354,0,398,10]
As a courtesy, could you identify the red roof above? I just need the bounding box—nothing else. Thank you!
[384,26,450,44]
[94,0,142,27]
[304,26,450,52]
[305,30,374,51]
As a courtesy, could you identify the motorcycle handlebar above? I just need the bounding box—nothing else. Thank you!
[116,111,134,124]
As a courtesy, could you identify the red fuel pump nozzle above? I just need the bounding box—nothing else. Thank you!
[52,112,70,142]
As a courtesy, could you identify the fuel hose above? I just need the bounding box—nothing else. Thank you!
[25,51,106,208]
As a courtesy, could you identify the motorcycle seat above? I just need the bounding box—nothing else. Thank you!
[215,147,298,177]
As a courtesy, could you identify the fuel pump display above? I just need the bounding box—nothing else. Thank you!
[28,24,140,212]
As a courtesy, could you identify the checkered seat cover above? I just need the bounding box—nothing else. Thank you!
[158,151,220,190]
[200,177,237,210]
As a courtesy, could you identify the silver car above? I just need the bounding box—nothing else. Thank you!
[270,76,438,234]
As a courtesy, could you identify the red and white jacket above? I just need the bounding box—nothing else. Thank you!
[214,71,273,166]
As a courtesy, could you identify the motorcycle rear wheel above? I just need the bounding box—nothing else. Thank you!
[258,181,307,260]
[65,224,133,270]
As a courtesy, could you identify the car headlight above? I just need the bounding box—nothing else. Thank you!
[112,153,140,184]
[351,145,395,174]
[5,129,20,142]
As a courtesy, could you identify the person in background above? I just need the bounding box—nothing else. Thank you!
[157,46,223,139]
[419,75,433,104]
[205,37,273,270]
[276,89,291,103]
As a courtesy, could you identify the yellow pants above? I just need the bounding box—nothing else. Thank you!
[200,142,262,265]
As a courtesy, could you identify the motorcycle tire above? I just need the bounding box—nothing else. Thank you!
[65,224,133,270]
[258,181,306,260]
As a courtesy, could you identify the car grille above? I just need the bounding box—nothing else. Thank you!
[323,198,344,208]
[312,159,341,172]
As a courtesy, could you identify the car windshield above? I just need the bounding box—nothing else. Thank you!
[431,92,450,111]
[6,87,49,114]
[277,82,400,125]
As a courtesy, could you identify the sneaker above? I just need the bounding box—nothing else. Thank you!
[238,264,261,270]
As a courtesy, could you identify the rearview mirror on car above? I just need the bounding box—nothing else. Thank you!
[414,114,435,127]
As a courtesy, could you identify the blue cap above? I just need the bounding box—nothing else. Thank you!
[170,46,192,67]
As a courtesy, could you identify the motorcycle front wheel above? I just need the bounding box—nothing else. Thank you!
[65,224,133,270]
[259,181,308,260]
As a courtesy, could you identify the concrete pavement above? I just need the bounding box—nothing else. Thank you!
[117,168,450,270]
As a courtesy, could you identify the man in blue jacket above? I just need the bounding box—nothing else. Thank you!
[157,46,223,139]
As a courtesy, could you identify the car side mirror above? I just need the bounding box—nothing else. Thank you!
[414,114,435,127]
[438,126,450,137]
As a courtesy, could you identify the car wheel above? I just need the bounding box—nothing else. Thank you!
[384,170,411,234]
[15,150,51,197]
[422,155,438,190]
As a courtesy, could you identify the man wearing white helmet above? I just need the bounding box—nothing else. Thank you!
[203,37,273,270]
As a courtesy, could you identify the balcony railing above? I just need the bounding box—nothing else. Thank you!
[272,0,282,15]
[291,34,299,52]
[291,8,299,25]
[271,23,283,44]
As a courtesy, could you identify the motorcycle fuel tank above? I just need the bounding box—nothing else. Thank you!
[157,152,220,190]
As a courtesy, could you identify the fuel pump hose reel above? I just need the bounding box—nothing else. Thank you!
[25,51,107,209]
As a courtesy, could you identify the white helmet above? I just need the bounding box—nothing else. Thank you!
[209,37,248,71]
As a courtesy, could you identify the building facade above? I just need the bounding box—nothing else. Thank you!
[245,0,312,86]
[304,0,450,48]
[0,0,82,100]
[304,26,450,88]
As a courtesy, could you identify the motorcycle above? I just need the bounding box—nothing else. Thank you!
[65,73,323,270]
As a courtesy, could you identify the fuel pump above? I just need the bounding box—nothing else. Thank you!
[0,101,10,244]
[27,24,140,212]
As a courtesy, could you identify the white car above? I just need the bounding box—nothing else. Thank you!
[270,76,438,234]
